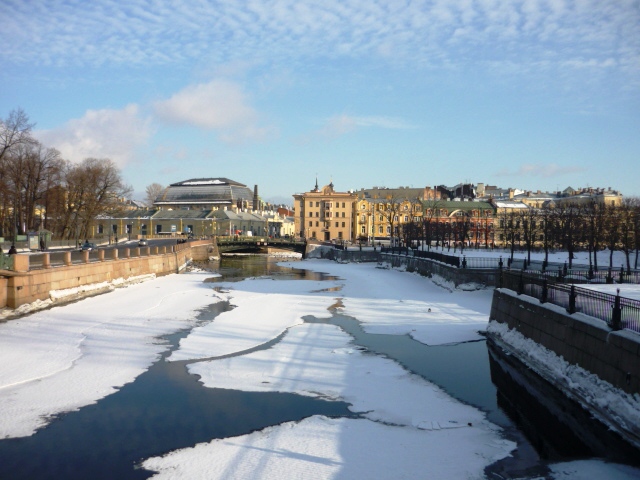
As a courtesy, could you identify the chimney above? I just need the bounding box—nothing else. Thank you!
[253,185,259,211]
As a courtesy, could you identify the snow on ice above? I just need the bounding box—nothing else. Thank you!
[1,256,639,478]
[0,271,220,438]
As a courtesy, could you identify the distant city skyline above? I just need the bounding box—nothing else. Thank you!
[2,0,638,204]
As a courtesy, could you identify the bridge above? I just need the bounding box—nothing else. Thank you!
[215,236,307,256]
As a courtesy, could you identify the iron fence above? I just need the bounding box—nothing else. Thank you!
[500,270,640,334]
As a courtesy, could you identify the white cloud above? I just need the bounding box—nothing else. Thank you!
[2,0,637,84]
[313,114,414,140]
[35,104,152,168]
[153,80,272,143]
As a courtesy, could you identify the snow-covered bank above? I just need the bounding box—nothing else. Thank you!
[0,271,221,438]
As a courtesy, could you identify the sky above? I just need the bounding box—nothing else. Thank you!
[1,256,640,478]
[1,0,639,205]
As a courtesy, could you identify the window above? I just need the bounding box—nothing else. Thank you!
[361,226,365,234]
[404,215,409,222]
[315,221,319,227]
[316,212,319,217]
[342,212,345,218]
[98,224,104,234]
[342,222,345,227]
[309,201,313,207]
[387,226,391,234]
[335,222,339,227]
[342,202,345,208]
[338,231,343,239]
[394,216,398,222]
[316,202,320,207]
[308,221,312,227]
[378,226,383,234]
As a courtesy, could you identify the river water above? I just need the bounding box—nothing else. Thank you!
[0,255,636,479]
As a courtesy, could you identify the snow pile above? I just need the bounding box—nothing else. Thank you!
[487,320,640,447]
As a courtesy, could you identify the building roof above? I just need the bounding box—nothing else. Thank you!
[211,210,266,222]
[154,178,254,207]
[359,186,427,200]
[151,209,213,220]
[492,200,530,209]
[101,209,158,220]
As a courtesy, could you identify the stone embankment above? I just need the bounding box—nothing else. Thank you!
[0,240,217,314]
[307,245,500,287]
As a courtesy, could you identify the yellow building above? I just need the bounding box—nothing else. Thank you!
[293,181,357,242]
[354,187,429,245]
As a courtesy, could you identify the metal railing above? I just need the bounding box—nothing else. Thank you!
[380,247,640,282]
[500,270,640,334]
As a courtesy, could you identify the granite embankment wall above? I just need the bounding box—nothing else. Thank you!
[0,240,216,310]
[489,288,640,396]
[309,246,500,287]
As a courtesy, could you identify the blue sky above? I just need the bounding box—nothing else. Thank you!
[2,0,639,205]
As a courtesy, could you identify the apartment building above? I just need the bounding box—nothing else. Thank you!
[293,181,357,242]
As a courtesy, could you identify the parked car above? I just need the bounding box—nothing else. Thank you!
[81,242,97,251]
[138,239,149,247]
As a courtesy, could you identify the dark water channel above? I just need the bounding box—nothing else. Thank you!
[0,256,637,479]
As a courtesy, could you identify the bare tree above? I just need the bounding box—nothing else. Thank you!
[497,207,519,262]
[378,193,408,246]
[62,158,132,242]
[604,203,621,271]
[516,207,539,263]
[551,202,582,269]
[421,198,444,250]
[582,200,607,273]
[0,108,34,162]
[619,198,637,273]
[0,109,36,237]
[3,141,64,235]
[145,183,165,207]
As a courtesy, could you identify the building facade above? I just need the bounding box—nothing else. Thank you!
[293,181,357,242]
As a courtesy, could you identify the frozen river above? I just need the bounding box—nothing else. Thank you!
[0,256,638,479]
